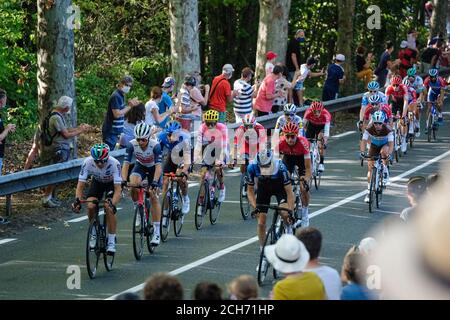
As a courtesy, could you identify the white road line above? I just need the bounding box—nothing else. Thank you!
[188,183,199,187]
[332,131,356,138]
[67,208,122,223]
[227,168,241,173]
[0,238,17,245]
[106,149,450,300]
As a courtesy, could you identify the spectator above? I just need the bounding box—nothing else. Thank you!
[187,72,209,125]
[425,1,433,21]
[426,172,439,191]
[265,234,326,300]
[145,87,174,130]
[374,41,398,88]
[286,29,306,81]
[227,274,259,300]
[233,67,256,123]
[158,77,176,129]
[193,281,223,300]
[322,54,346,101]
[102,75,139,150]
[400,176,427,222]
[0,88,16,174]
[358,237,378,257]
[272,64,292,113]
[115,292,141,300]
[407,29,419,52]
[421,41,442,73]
[176,75,202,131]
[296,227,342,300]
[208,64,235,123]
[254,65,284,117]
[293,57,325,107]
[40,96,91,208]
[143,272,184,300]
[398,40,417,79]
[119,103,146,148]
[340,245,375,300]
[355,46,374,88]
[265,51,277,76]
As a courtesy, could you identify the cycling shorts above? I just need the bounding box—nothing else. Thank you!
[305,123,325,140]
[256,178,288,212]
[368,143,388,157]
[282,155,306,177]
[87,179,115,200]
[131,162,156,183]
[391,100,404,117]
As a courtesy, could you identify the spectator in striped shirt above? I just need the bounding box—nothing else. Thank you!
[233,67,257,123]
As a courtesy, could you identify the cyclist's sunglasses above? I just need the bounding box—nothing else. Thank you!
[369,90,377,94]
[94,159,108,164]
[136,137,148,142]
[206,121,217,128]
[243,123,254,128]
[284,112,295,117]
[285,134,297,140]
[373,122,383,126]
[392,84,399,87]
[430,77,437,81]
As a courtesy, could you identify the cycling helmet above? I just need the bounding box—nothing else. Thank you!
[402,78,411,87]
[256,149,273,167]
[310,101,324,113]
[242,113,256,126]
[428,68,438,77]
[162,77,175,88]
[165,120,182,134]
[368,94,382,105]
[184,75,197,87]
[203,109,219,122]
[407,67,416,77]
[91,143,110,161]
[391,75,402,85]
[372,110,386,123]
[282,122,300,135]
[367,81,380,91]
[283,103,297,113]
[134,122,152,139]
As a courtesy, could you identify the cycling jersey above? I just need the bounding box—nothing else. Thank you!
[233,122,267,157]
[303,108,331,137]
[385,84,408,102]
[157,130,191,153]
[362,123,394,147]
[158,130,191,172]
[196,122,229,163]
[424,76,446,96]
[403,76,424,93]
[363,104,393,122]
[405,85,417,104]
[245,159,291,186]
[279,135,311,158]
[79,156,122,184]
[361,91,388,107]
[274,115,304,136]
[124,138,162,167]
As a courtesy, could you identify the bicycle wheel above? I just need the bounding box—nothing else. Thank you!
[314,151,321,190]
[239,175,250,220]
[209,173,221,225]
[257,225,276,286]
[102,215,114,271]
[132,205,145,260]
[369,167,377,213]
[173,187,183,237]
[432,115,437,141]
[396,130,403,158]
[86,220,100,279]
[376,168,383,209]
[427,113,433,142]
[160,190,171,242]
[195,180,208,230]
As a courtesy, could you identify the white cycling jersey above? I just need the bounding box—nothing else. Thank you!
[79,156,122,184]
[125,138,162,167]
[274,115,304,135]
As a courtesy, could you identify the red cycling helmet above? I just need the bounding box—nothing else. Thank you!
[282,122,300,135]
[310,101,324,113]
[391,75,402,86]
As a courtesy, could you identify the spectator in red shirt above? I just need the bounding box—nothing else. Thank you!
[398,40,416,79]
[208,64,235,123]
[254,65,284,117]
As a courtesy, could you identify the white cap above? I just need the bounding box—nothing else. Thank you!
[222,64,235,73]
[336,54,345,62]
[400,40,408,48]
[57,96,73,108]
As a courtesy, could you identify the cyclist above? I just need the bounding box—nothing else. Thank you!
[194,109,228,206]
[385,75,408,153]
[245,149,294,271]
[362,94,393,131]
[278,122,312,227]
[402,78,420,138]
[359,81,387,130]
[72,143,122,254]
[303,101,331,173]
[231,113,267,174]
[403,67,425,110]
[274,103,304,137]
[424,68,446,129]
[360,111,394,203]
[122,122,163,246]
[157,120,191,215]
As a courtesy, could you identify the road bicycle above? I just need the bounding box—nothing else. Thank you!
[361,154,388,213]
[194,164,222,230]
[256,204,296,286]
[291,165,306,226]
[406,110,417,148]
[80,197,115,279]
[392,114,403,162]
[160,172,185,241]
[239,158,251,220]
[308,138,322,190]
[426,101,439,142]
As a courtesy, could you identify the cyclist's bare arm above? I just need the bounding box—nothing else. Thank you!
[153,163,162,185]
[283,183,295,211]
[360,138,368,152]
[121,162,130,182]
[304,158,312,181]
[111,184,122,206]
[387,141,394,155]
[75,180,86,200]
[247,184,257,209]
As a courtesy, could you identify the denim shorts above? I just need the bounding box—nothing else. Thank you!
[294,81,304,91]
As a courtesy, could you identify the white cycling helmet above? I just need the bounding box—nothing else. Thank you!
[283,103,297,114]
[134,122,152,139]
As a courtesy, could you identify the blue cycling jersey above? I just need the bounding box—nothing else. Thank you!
[157,130,191,153]
[245,159,291,186]
[361,91,387,107]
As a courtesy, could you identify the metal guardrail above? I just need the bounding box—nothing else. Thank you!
[1,67,449,201]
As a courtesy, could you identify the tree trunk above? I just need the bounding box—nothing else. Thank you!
[255,0,291,80]
[169,0,201,91]
[430,0,448,39]
[337,0,356,96]
[37,0,76,159]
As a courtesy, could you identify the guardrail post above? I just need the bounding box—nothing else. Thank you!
[5,194,12,217]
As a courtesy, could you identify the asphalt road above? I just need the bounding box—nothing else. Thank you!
[1,113,450,300]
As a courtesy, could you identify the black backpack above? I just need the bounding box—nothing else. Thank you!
[41,111,63,146]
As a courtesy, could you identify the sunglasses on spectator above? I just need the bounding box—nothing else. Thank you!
[285,134,297,140]
[206,122,217,127]
[94,159,108,164]
[136,138,148,142]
